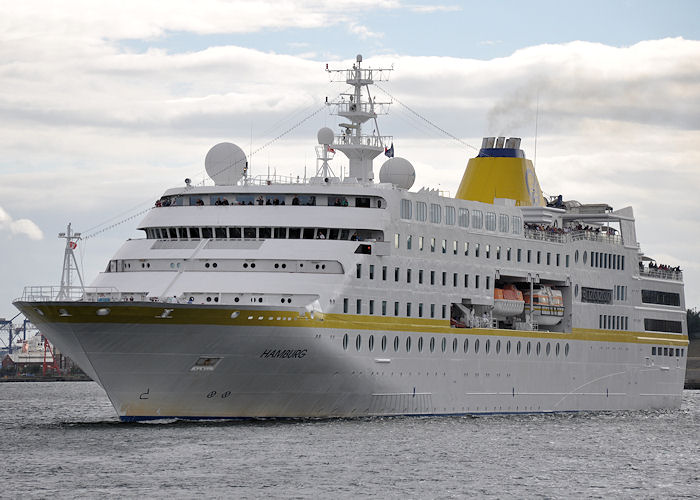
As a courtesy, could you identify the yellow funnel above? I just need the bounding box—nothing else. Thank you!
[456,137,544,207]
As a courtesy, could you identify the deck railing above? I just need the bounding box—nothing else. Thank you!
[639,268,683,281]
[18,286,122,302]
[524,228,624,246]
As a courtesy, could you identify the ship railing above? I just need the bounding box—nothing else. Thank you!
[523,228,567,243]
[569,230,623,245]
[639,268,683,281]
[18,286,122,302]
[333,134,392,149]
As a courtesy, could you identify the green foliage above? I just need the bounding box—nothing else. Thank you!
[688,308,700,339]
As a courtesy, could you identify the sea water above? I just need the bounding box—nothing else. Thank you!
[0,382,697,498]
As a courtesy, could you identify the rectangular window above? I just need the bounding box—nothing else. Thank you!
[430,237,436,252]
[394,233,400,249]
[512,216,522,234]
[356,263,362,279]
[453,273,458,287]
[445,206,456,225]
[382,300,387,316]
[475,243,480,258]
[498,214,509,233]
[566,254,570,267]
[406,235,412,250]
[416,202,427,221]
[419,236,424,251]
[485,244,491,259]
[507,248,512,261]
[430,203,442,223]
[441,304,447,319]
[485,212,497,231]
[527,250,531,263]
[621,255,625,270]
[418,303,424,317]
[556,254,560,266]
[641,290,681,306]
[453,240,458,255]
[475,275,480,288]
[472,210,483,229]
[496,245,501,260]
[394,267,400,282]
[356,299,362,315]
[343,298,348,313]
[464,242,469,256]
[406,303,412,317]
[407,269,412,284]
[537,251,541,264]
[400,199,412,219]
[442,239,447,254]
[430,271,435,285]
[382,266,387,280]
[430,304,435,318]
[546,252,551,265]
[486,276,490,289]
[464,274,469,287]
[369,300,375,315]
[458,208,469,227]
[394,301,400,316]
[369,264,375,279]
[441,271,446,286]
[419,269,424,284]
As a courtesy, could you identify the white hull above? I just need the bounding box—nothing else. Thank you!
[17,302,686,420]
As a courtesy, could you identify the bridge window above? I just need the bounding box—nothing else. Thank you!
[458,208,469,227]
[400,199,412,219]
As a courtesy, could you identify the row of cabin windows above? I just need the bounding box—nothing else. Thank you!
[342,332,571,359]
[158,194,384,208]
[641,290,681,307]
[145,227,380,241]
[356,264,488,290]
[343,298,449,319]
[599,315,629,330]
[614,285,628,301]
[590,251,625,270]
[394,235,570,268]
[644,318,683,334]
[400,199,522,235]
[575,250,624,271]
[651,346,684,357]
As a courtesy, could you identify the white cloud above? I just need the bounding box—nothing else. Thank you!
[0,206,44,240]
[408,4,462,13]
[348,23,384,40]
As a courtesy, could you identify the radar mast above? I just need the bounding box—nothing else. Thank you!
[326,54,392,183]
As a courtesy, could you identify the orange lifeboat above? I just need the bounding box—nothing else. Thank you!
[493,285,525,318]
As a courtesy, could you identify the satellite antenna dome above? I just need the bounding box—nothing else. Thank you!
[205,142,247,186]
[317,127,335,145]
[356,54,362,63]
[379,157,416,190]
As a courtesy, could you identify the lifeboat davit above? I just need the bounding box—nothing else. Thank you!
[523,286,564,326]
[493,284,525,318]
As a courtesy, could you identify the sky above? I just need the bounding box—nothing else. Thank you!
[1,0,699,324]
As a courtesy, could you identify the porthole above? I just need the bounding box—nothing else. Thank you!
[536,342,541,356]
[212,263,217,268]
[287,298,292,303]
[230,311,239,319]
[475,339,480,353]
[176,263,181,268]
[441,337,446,353]
[369,335,375,352]
[141,263,145,268]
[205,263,210,268]
[546,343,551,356]
[381,335,387,352]
[555,343,560,356]
[214,297,219,302]
[394,336,399,352]
[575,250,579,263]
[452,338,458,353]
[496,339,501,354]
[517,341,522,355]
[343,333,348,350]
[463,338,469,353]
[274,263,279,269]
[258,297,263,303]
[485,339,490,354]
[189,296,194,302]
[147,263,150,268]
[280,298,285,303]
[170,263,175,269]
[418,337,424,352]
[281,263,286,269]
[234,297,239,303]
[315,264,320,269]
[506,340,511,354]
[251,263,256,268]
[206,297,211,302]
[243,263,248,268]
[526,341,531,355]
[355,334,362,351]
[321,264,326,269]
[406,337,412,352]
[96,308,110,316]
[565,343,570,357]
[430,337,435,353]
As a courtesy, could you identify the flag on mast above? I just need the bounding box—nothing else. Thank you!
[384,143,394,158]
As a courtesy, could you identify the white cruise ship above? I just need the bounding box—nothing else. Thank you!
[14,55,688,421]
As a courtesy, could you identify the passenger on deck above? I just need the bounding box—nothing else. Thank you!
[256,196,264,205]
[196,199,204,206]
[350,232,359,241]
[221,199,229,205]
[266,198,272,205]
[292,196,300,205]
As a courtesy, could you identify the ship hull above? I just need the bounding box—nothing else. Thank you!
[14,301,687,420]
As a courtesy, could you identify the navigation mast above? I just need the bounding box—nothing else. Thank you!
[56,223,85,300]
[326,54,393,183]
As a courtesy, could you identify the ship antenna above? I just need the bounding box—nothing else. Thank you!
[56,223,85,300]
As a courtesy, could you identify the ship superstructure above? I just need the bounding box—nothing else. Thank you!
[14,55,688,420]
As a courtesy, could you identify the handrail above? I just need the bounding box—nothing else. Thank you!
[524,228,624,246]
[639,268,683,281]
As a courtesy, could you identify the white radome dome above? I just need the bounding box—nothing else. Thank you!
[205,142,247,186]
[379,157,415,190]
[317,127,335,145]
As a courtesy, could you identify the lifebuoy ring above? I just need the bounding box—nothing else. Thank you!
[69,241,77,250]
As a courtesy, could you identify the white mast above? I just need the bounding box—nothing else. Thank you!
[56,223,85,300]
[326,54,392,183]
